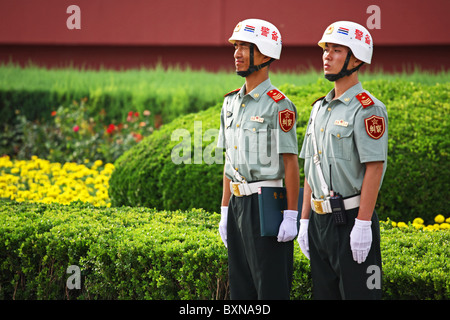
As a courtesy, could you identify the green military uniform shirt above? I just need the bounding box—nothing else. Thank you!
[218,79,298,183]
[300,82,388,198]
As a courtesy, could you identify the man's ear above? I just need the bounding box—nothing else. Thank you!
[351,56,363,68]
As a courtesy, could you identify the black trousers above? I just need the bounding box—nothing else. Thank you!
[309,207,383,300]
[227,193,294,300]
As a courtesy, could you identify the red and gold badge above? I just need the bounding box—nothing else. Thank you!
[267,89,285,102]
[278,109,296,132]
[356,92,375,108]
[364,115,385,140]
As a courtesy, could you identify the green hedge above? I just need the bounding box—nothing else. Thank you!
[0,200,449,300]
[1,64,447,129]
[0,64,321,128]
[109,78,450,223]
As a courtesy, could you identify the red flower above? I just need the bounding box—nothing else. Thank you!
[106,124,116,134]
[73,125,80,133]
[132,133,143,142]
[51,111,57,116]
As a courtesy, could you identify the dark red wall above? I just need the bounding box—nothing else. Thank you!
[0,0,449,71]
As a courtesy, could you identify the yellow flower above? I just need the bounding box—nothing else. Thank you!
[435,214,445,224]
[391,221,397,227]
[397,222,408,228]
[0,156,114,207]
[412,223,423,230]
[413,218,424,225]
[439,223,450,230]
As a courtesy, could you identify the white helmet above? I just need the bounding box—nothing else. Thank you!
[229,18,282,60]
[318,21,373,64]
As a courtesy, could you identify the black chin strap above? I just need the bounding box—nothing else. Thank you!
[237,44,275,77]
[325,50,364,82]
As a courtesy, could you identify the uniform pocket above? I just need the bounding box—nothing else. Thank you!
[327,126,353,160]
[241,122,269,153]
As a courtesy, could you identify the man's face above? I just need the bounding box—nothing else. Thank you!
[233,41,267,72]
[322,43,351,75]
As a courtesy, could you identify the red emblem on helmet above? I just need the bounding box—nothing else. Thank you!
[279,109,296,132]
[364,115,385,140]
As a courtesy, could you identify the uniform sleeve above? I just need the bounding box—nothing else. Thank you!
[276,99,298,155]
[354,101,388,163]
[217,99,227,149]
[299,106,315,159]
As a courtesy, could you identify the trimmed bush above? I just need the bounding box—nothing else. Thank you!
[109,79,449,223]
[109,105,224,211]
[0,200,449,300]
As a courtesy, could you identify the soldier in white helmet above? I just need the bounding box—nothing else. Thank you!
[217,18,300,299]
[297,21,387,299]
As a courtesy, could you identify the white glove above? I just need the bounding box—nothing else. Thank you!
[277,210,298,242]
[219,206,228,248]
[350,218,372,264]
[297,219,310,260]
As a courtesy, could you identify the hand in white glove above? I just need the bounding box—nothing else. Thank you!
[297,219,310,260]
[350,218,372,264]
[277,210,298,242]
[219,206,228,248]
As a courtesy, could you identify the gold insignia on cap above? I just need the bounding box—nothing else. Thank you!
[325,25,334,34]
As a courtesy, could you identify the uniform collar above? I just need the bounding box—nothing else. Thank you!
[324,82,363,106]
[239,78,272,101]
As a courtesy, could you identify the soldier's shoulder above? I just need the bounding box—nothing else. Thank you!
[311,96,326,106]
[224,88,240,97]
[354,91,385,110]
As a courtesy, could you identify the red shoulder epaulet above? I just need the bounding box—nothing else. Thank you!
[356,92,375,108]
[311,96,325,106]
[224,88,240,97]
[267,89,285,102]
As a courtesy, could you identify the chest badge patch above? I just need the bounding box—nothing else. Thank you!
[250,116,264,123]
[334,119,349,127]
[364,115,385,139]
[279,109,295,132]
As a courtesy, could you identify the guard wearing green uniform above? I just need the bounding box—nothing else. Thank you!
[297,21,387,299]
[217,19,300,300]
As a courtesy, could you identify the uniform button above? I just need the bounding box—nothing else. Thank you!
[252,128,256,131]
[327,107,332,111]
[241,103,245,107]
[235,167,239,171]
[320,128,324,132]
[319,150,322,154]
[337,134,341,138]
[234,146,237,149]
[236,124,240,128]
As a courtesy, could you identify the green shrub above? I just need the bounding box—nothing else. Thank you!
[0,200,228,300]
[0,200,449,300]
[109,79,449,223]
[109,105,224,211]
[380,221,450,299]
